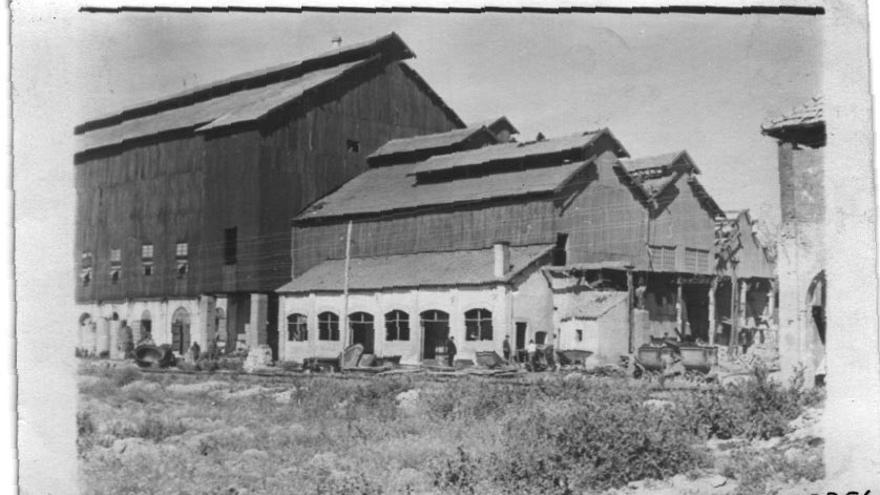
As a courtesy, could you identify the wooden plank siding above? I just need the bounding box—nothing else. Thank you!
[730,213,775,279]
[75,61,459,303]
[291,199,559,276]
[290,149,725,281]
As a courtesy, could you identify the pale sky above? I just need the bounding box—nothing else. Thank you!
[72,12,822,225]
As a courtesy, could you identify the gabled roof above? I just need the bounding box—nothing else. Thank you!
[295,157,596,221]
[74,33,464,156]
[367,124,495,162]
[410,128,628,176]
[76,58,371,154]
[276,244,554,293]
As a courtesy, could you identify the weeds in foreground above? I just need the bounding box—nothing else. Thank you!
[78,365,822,494]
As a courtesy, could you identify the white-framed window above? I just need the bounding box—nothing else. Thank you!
[465,308,493,341]
[175,242,188,259]
[109,248,121,283]
[141,243,154,260]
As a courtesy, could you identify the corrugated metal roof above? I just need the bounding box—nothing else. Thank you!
[276,244,554,293]
[296,158,594,221]
[367,125,490,159]
[557,291,628,321]
[762,96,824,132]
[77,59,368,153]
[410,129,619,176]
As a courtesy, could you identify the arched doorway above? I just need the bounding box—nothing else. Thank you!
[349,312,375,354]
[140,310,152,342]
[171,307,191,355]
[420,310,449,360]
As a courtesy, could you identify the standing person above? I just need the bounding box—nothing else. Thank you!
[526,339,537,371]
[189,341,201,362]
[544,334,557,371]
[446,336,457,367]
[502,335,511,362]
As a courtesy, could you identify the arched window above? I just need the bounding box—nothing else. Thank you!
[287,314,308,342]
[465,308,493,341]
[318,312,339,341]
[171,307,191,354]
[385,310,410,341]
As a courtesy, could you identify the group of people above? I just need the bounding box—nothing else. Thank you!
[503,334,558,371]
[440,333,557,371]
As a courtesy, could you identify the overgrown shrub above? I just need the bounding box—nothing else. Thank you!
[113,366,143,387]
[484,384,708,493]
[196,358,220,372]
[680,365,817,440]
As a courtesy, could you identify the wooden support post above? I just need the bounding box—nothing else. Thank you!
[708,277,717,346]
[739,279,749,328]
[626,268,634,354]
[729,271,738,353]
[342,220,353,350]
[676,276,684,337]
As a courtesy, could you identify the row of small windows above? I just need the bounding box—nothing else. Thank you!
[80,242,189,286]
[287,309,493,342]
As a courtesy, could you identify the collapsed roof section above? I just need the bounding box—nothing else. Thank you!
[74,32,464,157]
[761,96,825,148]
[615,150,724,218]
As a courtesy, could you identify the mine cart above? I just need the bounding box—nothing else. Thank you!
[678,345,718,373]
[635,345,675,373]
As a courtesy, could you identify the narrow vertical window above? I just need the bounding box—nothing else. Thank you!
[176,242,189,277]
[80,251,93,287]
[109,248,122,283]
[224,228,237,265]
[141,243,154,276]
[553,233,568,266]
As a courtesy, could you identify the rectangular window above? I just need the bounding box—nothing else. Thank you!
[224,228,237,265]
[685,248,710,273]
[175,242,188,259]
[141,243,154,260]
[649,245,676,271]
[175,242,189,277]
[553,233,569,266]
[465,309,493,341]
[110,248,121,265]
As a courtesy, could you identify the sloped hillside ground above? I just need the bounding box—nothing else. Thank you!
[77,362,824,495]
